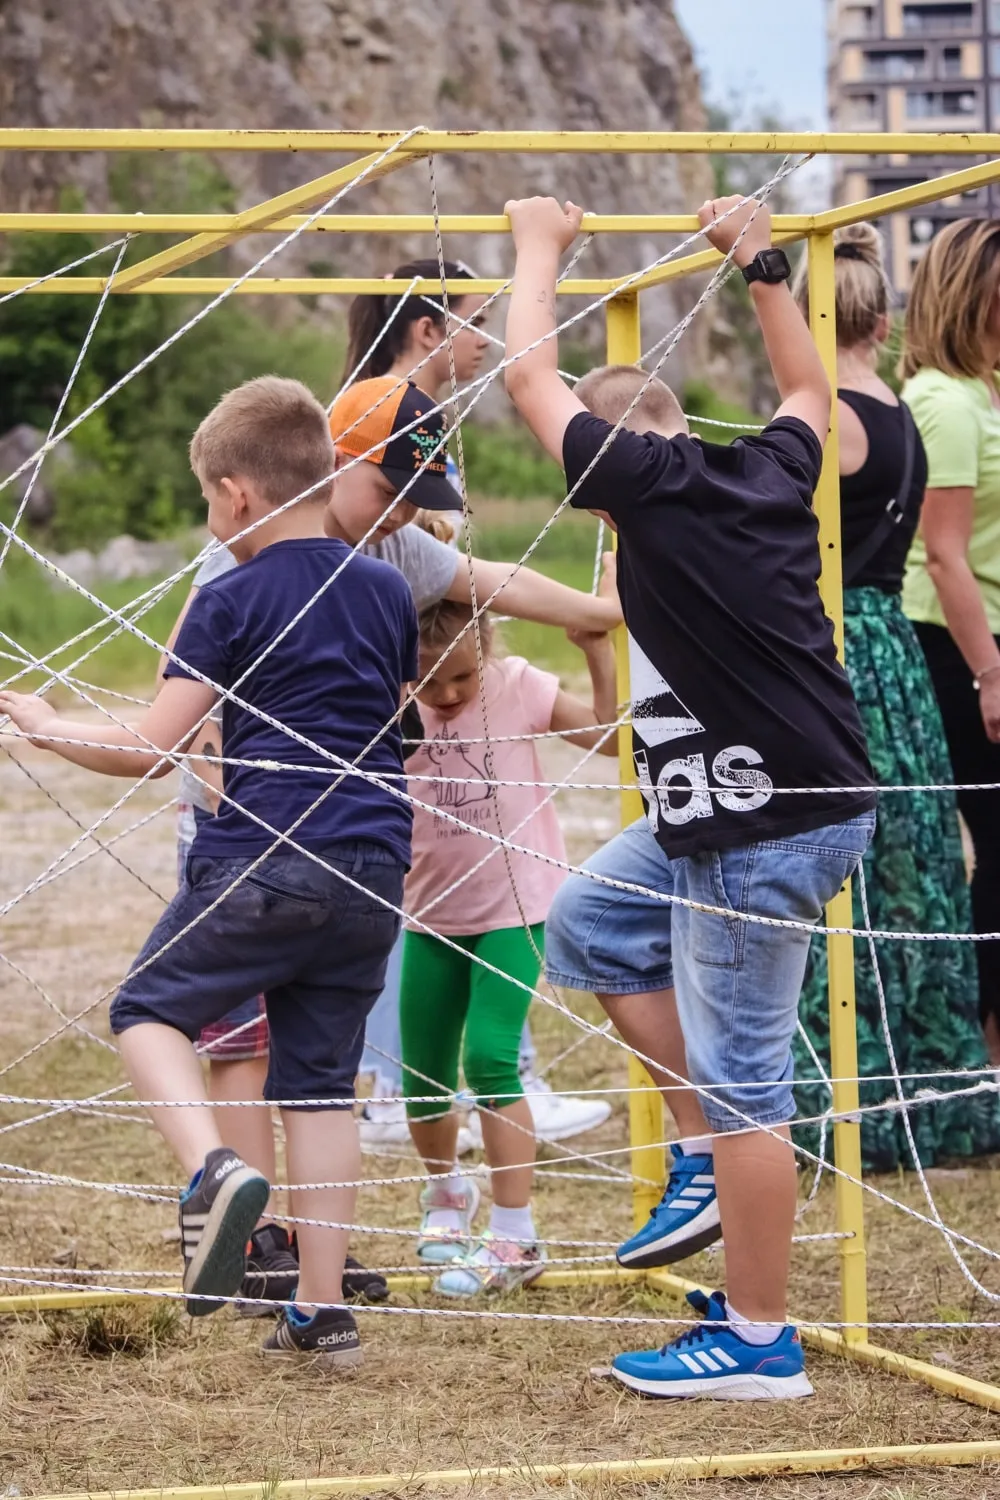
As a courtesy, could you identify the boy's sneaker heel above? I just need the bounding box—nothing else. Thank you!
[616,1144,720,1269]
[237,1223,300,1317]
[180,1147,270,1317]
[262,1306,363,1370]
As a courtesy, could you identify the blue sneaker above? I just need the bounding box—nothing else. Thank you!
[611,1290,813,1401]
[616,1144,720,1268]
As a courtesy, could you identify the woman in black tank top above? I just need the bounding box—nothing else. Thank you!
[790,226,1000,1172]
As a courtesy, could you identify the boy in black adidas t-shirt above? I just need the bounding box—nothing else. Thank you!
[503,194,875,1400]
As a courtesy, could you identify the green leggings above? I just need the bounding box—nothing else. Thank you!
[399,925,544,1119]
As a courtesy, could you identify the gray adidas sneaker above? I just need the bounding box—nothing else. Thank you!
[262,1306,363,1369]
[180,1147,270,1317]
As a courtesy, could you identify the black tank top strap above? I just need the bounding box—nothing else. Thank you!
[835,388,928,594]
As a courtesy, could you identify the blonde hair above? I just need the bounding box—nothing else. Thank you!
[792,222,892,349]
[189,376,336,508]
[899,218,1000,381]
[574,364,688,436]
[415,509,459,544]
[418,597,494,663]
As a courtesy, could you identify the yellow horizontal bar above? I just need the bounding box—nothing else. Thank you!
[5,128,1000,154]
[0,1264,640,1315]
[814,154,1000,232]
[622,231,803,293]
[0,1288,154,1313]
[0,275,613,297]
[114,150,423,292]
[0,210,816,235]
[26,1441,1000,1499]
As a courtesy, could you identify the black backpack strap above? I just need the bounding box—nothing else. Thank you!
[842,403,919,589]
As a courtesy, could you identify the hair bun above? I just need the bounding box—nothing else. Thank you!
[833,221,886,272]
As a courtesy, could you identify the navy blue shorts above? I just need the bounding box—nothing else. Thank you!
[111,841,404,1108]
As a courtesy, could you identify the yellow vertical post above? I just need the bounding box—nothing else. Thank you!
[605,293,666,1230]
[807,232,869,1345]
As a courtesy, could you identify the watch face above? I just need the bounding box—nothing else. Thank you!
[761,248,790,281]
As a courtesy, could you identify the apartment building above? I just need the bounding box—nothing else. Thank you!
[828,0,1000,289]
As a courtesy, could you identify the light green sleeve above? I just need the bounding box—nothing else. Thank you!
[903,378,980,490]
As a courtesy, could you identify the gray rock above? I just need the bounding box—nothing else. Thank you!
[0,424,78,527]
[0,0,715,373]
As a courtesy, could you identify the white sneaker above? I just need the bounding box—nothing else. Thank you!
[521,1074,612,1142]
[358,1101,474,1157]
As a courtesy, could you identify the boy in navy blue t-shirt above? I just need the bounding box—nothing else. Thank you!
[502,195,875,1400]
[0,376,418,1367]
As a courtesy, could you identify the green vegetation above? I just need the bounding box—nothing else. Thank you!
[0,549,190,693]
[0,156,337,550]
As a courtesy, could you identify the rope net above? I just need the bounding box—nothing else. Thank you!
[0,133,997,1349]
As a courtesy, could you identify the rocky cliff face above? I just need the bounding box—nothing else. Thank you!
[0,0,712,366]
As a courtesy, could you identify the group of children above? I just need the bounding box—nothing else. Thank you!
[0,189,876,1399]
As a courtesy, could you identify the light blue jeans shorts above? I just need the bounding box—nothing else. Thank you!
[545,812,876,1134]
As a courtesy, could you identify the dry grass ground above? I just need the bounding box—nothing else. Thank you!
[1,741,999,1500]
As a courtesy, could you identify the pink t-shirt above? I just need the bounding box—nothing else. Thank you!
[404,656,569,935]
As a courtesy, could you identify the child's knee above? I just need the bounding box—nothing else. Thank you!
[462,1046,522,1110]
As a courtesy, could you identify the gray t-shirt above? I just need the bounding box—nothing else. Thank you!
[176,528,460,819]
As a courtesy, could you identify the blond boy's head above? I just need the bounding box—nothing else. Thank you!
[190,376,336,510]
[574,364,689,439]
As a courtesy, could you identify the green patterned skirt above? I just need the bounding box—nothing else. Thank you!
[793,587,1000,1171]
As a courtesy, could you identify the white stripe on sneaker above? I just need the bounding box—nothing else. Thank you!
[678,1186,713,1199]
[694,1351,722,1372]
[692,1175,715,1185]
[713,1348,740,1369]
[678,1353,704,1375]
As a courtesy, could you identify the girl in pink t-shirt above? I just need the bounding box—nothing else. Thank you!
[400,599,618,1296]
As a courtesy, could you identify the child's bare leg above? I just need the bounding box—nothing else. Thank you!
[118,1022,222,1177]
[209,1055,276,1180]
[598,988,711,1140]
[712,1125,796,1324]
[409,1111,462,1174]
[281,1105,358,1310]
[478,1098,534,1208]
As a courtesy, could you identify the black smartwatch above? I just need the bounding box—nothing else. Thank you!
[741,248,791,287]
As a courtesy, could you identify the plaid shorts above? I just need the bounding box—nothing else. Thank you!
[177,806,270,1063]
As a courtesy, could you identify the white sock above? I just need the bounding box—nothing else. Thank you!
[678,1135,714,1158]
[489,1203,537,1244]
[724,1298,785,1346]
[424,1168,468,1232]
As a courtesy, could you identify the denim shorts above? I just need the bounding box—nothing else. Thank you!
[177,810,269,1064]
[545,812,875,1133]
[112,841,404,1108]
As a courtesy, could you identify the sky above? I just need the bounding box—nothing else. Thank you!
[673,0,828,204]
[674,0,827,129]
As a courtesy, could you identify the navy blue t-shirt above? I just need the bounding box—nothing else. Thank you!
[564,412,876,858]
[166,537,418,863]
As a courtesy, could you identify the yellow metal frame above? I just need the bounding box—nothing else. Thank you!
[4,130,1000,1490]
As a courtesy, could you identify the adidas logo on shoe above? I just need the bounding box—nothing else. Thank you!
[316,1329,358,1347]
[213,1156,241,1183]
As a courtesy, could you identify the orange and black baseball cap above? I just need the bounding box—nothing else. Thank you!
[328,377,460,512]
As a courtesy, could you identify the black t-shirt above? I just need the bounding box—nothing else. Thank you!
[563,412,876,858]
[838,390,927,593]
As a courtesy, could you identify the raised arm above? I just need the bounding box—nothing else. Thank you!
[448,551,621,632]
[0,676,220,778]
[503,197,589,463]
[699,196,831,443]
[549,629,620,755]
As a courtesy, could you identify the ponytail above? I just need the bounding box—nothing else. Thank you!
[341,259,476,386]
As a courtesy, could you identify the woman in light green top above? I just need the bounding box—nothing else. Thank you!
[901,218,1000,1060]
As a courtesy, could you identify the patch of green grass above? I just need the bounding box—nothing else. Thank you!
[0,552,191,692]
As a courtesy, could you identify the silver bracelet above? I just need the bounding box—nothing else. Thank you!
[973,663,1000,691]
